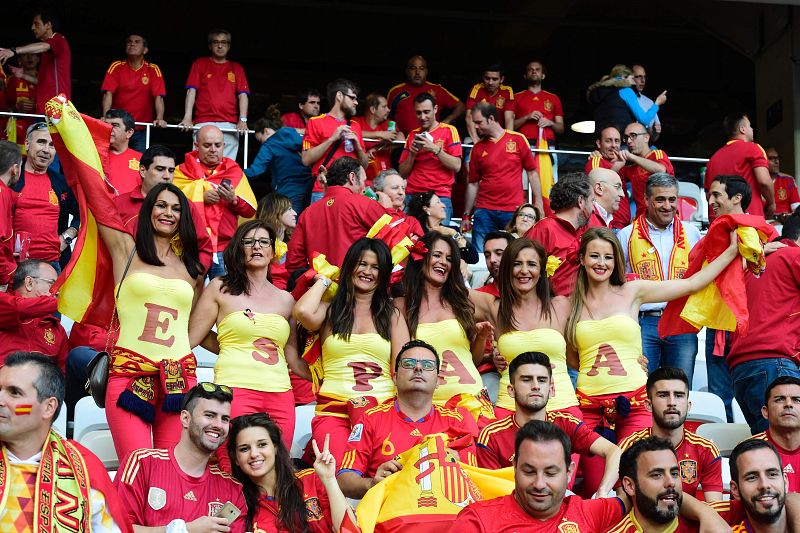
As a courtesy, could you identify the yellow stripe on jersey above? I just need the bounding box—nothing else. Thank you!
[606,514,635,533]
[684,431,721,456]
[106,60,124,75]
[432,404,464,421]
[468,83,482,99]
[752,432,768,441]
[120,448,170,484]
[548,411,582,426]
[618,428,651,450]
[654,149,664,159]
[504,130,532,149]
[340,449,357,470]
[499,85,515,99]
[478,416,515,446]
[296,468,315,479]
[365,402,394,416]
[441,123,461,143]
[151,63,163,78]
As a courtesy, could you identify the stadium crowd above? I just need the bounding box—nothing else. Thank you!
[1,9,800,533]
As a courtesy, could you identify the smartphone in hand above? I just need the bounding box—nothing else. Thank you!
[214,501,241,525]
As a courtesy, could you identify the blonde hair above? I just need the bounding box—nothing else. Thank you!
[257,192,293,240]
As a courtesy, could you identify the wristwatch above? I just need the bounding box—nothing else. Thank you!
[62,232,73,245]
[320,277,332,288]
[239,116,248,122]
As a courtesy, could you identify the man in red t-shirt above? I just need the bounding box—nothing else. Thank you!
[0,141,21,288]
[100,34,167,152]
[465,64,516,140]
[0,10,71,114]
[513,60,564,144]
[102,109,141,196]
[302,79,369,204]
[399,93,463,225]
[464,103,540,253]
[4,52,38,151]
[352,93,404,185]
[116,383,247,533]
[338,340,479,499]
[525,173,594,296]
[620,122,674,214]
[387,55,464,135]
[281,88,321,133]
[585,125,631,229]
[766,147,800,220]
[705,112,774,220]
[588,167,625,228]
[178,29,250,160]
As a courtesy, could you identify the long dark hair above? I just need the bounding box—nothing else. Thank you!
[328,238,394,341]
[566,227,626,346]
[220,220,277,296]
[227,413,308,533]
[497,238,553,335]
[406,191,437,232]
[135,182,204,278]
[403,232,475,339]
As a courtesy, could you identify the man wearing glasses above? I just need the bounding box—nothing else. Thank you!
[620,122,674,215]
[117,382,248,533]
[337,340,479,499]
[178,29,250,161]
[631,65,661,142]
[588,167,625,229]
[302,78,368,204]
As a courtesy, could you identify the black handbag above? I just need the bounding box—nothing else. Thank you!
[84,248,136,408]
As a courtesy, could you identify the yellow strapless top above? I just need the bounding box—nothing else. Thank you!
[496,328,578,411]
[576,315,647,396]
[214,311,291,392]
[115,272,193,360]
[318,333,394,402]
[416,319,483,404]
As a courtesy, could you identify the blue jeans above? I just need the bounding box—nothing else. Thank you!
[207,251,226,279]
[472,209,514,254]
[731,358,800,434]
[705,328,734,423]
[639,314,698,386]
[310,191,325,205]
[405,194,453,227]
[66,346,98,420]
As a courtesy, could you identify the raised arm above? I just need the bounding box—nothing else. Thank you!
[390,307,411,371]
[292,277,331,331]
[312,435,358,532]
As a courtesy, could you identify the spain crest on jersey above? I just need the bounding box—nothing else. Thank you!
[778,187,788,201]
[305,496,324,520]
[44,328,55,345]
[227,71,236,83]
[680,458,698,484]
[558,522,580,533]
[141,75,149,86]
[495,96,505,108]
[505,141,517,153]
[544,99,553,112]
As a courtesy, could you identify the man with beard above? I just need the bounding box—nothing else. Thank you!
[751,376,800,492]
[352,93,404,185]
[302,79,368,204]
[463,102,540,253]
[116,382,247,533]
[728,439,789,532]
[620,122,674,214]
[588,167,625,228]
[585,125,631,229]
[618,367,723,501]
[610,437,698,533]
[477,352,622,498]
[525,172,594,296]
[513,60,564,147]
[618,173,702,382]
[465,64,516,140]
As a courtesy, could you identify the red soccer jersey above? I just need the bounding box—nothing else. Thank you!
[36,33,71,113]
[525,216,580,296]
[619,149,674,213]
[101,60,166,124]
[13,170,60,261]
[0,181,15,285]
[117,447,247,533]
[351,116,392,184]
[281,111,307,130]
[0,314,67,370]
[469,130,536,211]
[476,412,600,470]
[302,114,366,192]
[5,75,36,146]
[185,57,250,124]
[752,430,800,493]
[773,174,800,214]
[451,493,625,533]
[338,401,480,477]
[252,469,333,533]
[386,81,461,135]
[399,123,462,197]
[705,140,769,218]
[466,84,516,128]
[607,511,698,533]
[513,89,563,142]
[107,148,142,196]
[618,428,722,496]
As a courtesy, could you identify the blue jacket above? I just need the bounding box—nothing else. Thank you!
[245,127,313,199]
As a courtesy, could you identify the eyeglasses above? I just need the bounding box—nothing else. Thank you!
[242,238,272,248]
[398,357,438,371]
[210,40,230,46]
[518,213,537,221]
[633,75,646,80]
[623,132,648,142]
[31,276,56,287]
[768,156,780,161]
[598,181,624,191]
[343,93,358,102]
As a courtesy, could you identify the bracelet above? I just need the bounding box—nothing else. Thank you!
[435,147,442,156]
[320,277,332,288]
[165,519,188,533]
[10,47,17,56]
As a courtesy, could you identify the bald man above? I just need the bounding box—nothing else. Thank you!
[588,167,624,228]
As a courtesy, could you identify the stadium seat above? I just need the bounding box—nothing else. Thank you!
[688,391,727,424]
[731,398,746,425]
[678,181,704,225]
[53,405,67,436]
[695,423,751,457]
[73,396,118,469]
[292,404,316,459]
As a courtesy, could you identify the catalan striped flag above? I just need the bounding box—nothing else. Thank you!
[537,127,554,216]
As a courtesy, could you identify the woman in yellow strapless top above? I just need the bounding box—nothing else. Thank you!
[566,227,738,443]
[395,232,494,423]
[294,238,407,463]
[88,182,205,461]
[190,221,307,470]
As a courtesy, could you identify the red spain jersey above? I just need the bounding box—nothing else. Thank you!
[752,430,800,493]
[4,75,36,146]
[705,140,769,219]
[36,33,71,113]
[466,84,516,128]
[476,412,600,469]
[0,181,15,286]
[281,111,306,129]
[116,447,247,533]
[0,315,68,371]
[107,148,142,196]
[708,500,746,530]
[618,428,722,496]
[469,130,536,211]
[13,170,61,262]
[525,216,580,296]
[252,469,333,533]
[351,116,391,183]
[399,123,462,197]
[338,401,479,477]
[302,114,366,191]
[185,57,250,123]
[584,156,631,229]
[451,493,625,533]
[606,511,698,533]
[619,149,674,213]
[101,60,166,124]
[513,89,563,142]
[387,81,461,135]
[773,174,800,214]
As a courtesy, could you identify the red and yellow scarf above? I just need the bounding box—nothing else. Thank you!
[628,214,689,281]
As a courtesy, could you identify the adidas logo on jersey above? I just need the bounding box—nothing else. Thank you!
[410,428,423,437]
[785,464,795,474]
[184,491,197,501]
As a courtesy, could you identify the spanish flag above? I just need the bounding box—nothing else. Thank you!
[537,127,554,217]
[44,96,127,326]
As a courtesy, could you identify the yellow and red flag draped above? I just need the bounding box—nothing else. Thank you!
[44,95,126,326]
[537,127,554,217]
[659,214,778,338]
[356,434,514,533]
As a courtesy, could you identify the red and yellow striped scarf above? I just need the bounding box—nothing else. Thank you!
[628,214,689,281]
